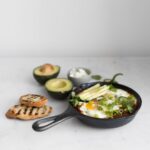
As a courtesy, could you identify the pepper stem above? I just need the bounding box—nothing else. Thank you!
[110,73,123,83]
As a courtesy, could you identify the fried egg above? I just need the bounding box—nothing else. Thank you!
[79,101,107,119]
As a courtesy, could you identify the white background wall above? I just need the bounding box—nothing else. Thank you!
[0,0,150,57]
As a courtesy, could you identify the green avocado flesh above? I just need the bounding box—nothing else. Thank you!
[33,65,60,84]
[45,78,73,99]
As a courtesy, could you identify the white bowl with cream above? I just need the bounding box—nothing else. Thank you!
[68,68,91,86]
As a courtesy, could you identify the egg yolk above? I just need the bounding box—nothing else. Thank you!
[86,100,96,110]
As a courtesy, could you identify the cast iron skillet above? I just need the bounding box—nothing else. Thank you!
[32,82,142,132]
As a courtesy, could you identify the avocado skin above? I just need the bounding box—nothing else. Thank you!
[33,70,60,85]
[46,89,72,100]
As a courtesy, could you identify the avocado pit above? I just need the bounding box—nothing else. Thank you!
[33,63,60,85]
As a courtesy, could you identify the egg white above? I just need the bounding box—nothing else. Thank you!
[79,103,107,119]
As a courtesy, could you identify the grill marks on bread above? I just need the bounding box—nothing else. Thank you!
[6,105,52,120]
[20,94,48,107]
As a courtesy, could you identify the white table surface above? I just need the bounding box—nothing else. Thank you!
[0,57,150,150]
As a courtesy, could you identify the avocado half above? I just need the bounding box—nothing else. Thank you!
[33,65,60,85]
[45,78,73,99]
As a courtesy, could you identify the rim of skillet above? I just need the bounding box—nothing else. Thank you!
[69,81,142,121]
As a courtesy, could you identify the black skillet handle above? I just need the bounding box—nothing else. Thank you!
[32,106,76,132]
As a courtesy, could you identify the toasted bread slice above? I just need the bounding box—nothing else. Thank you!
[20,94,48,107]
[6,105,52,120]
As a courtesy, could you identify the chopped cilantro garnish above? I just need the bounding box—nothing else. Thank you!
[109,85,117,92]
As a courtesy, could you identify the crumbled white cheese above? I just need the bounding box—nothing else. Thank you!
[113,105,119,110]
[69,68,88,78]
[107,99,114,104]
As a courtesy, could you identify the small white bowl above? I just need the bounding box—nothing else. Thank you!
[67,68,91,86]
